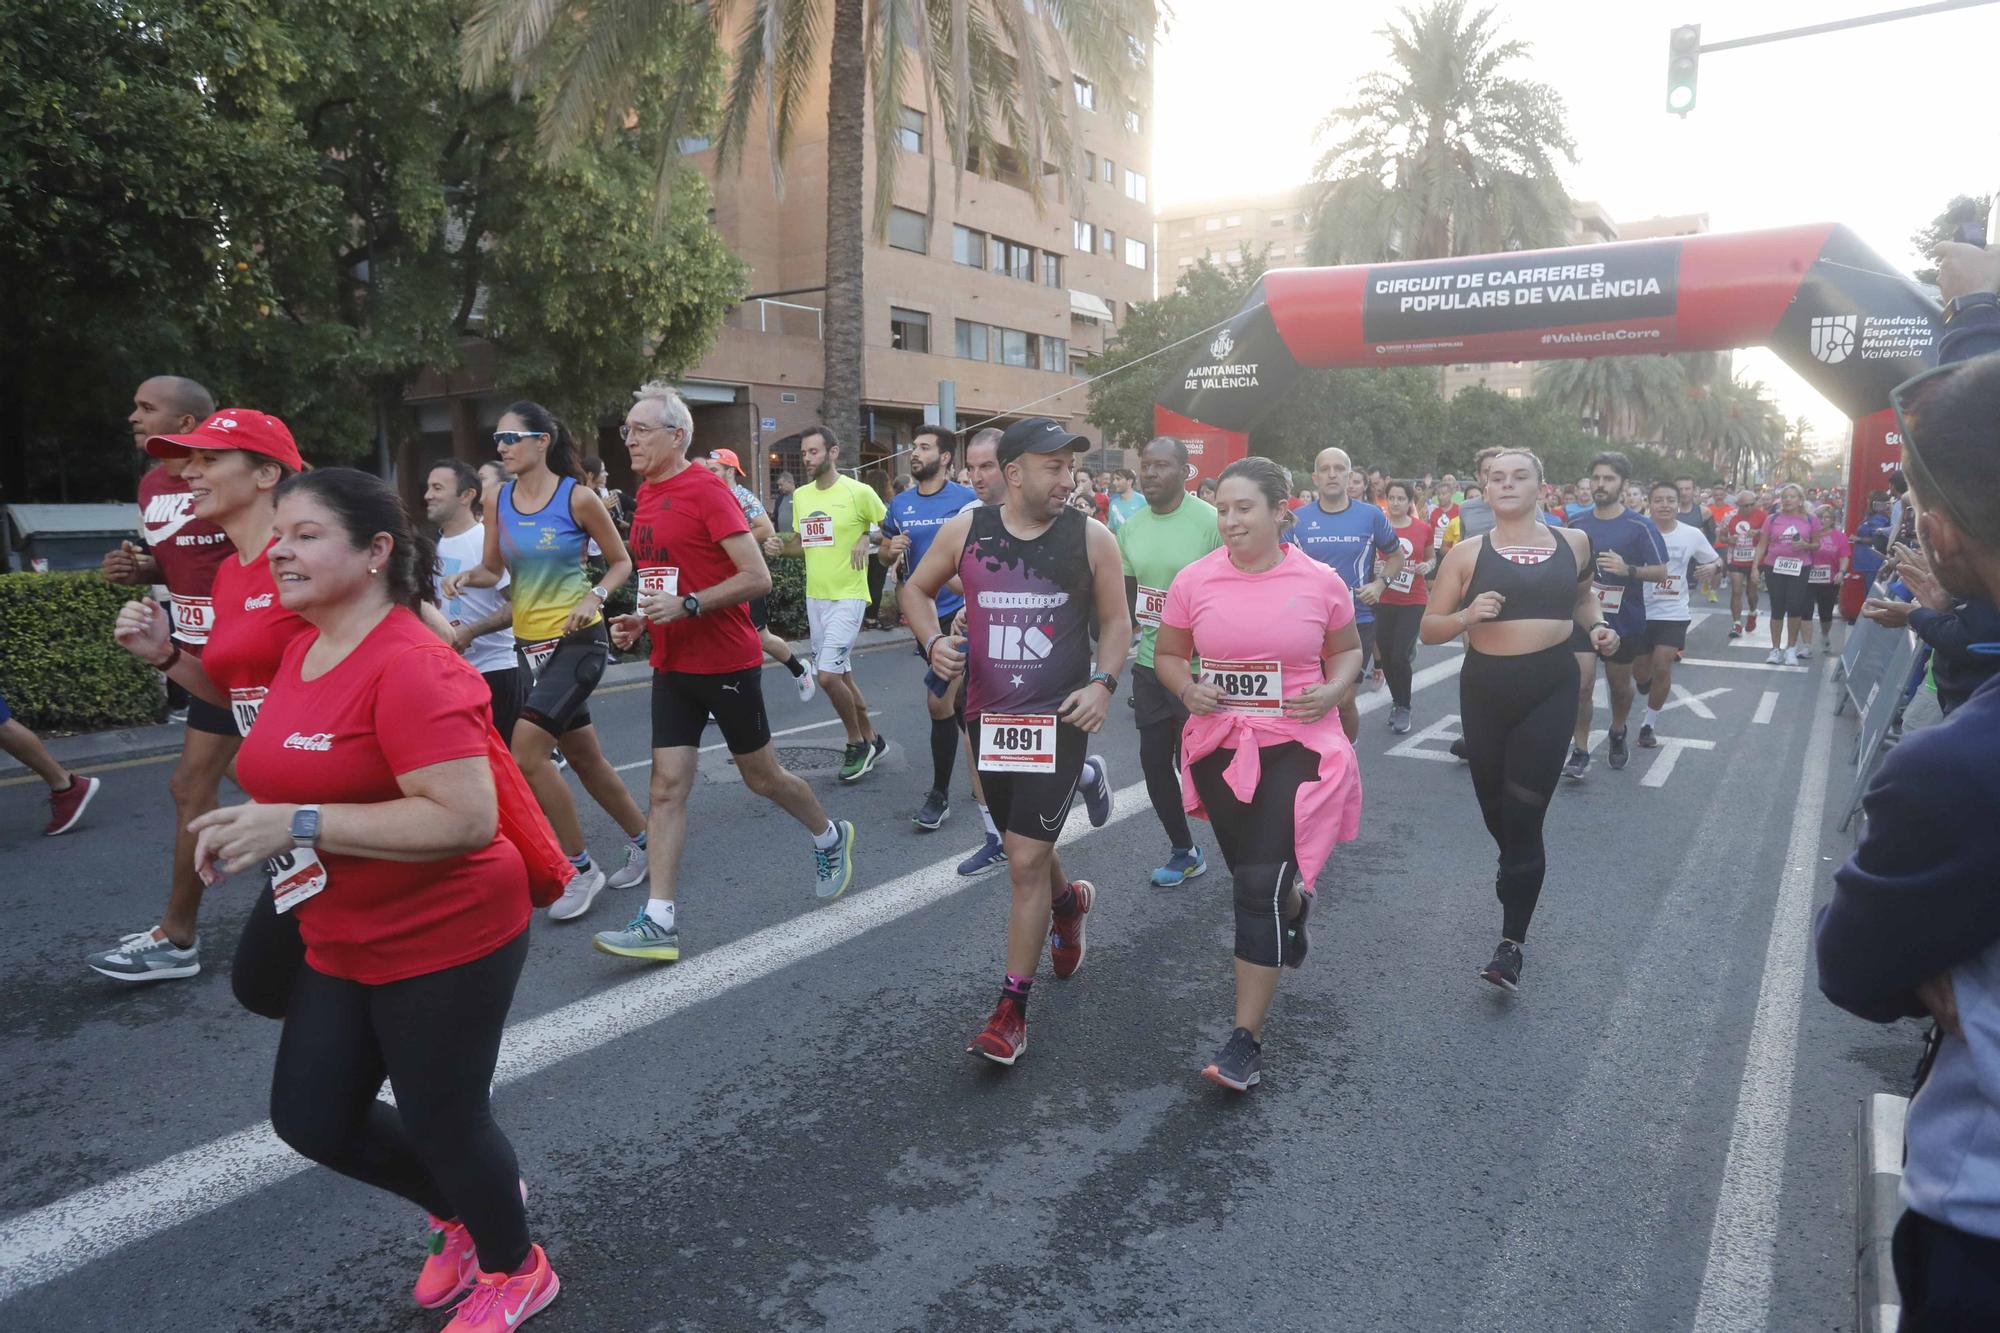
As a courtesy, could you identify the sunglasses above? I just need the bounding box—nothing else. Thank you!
[493,430,548,449]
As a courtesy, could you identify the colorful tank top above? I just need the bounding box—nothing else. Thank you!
[497,476,598,642]
[958,505,1094,718]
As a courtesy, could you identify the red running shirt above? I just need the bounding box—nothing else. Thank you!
[235,609,529,984]
[201,542,312,737]
[1379,517,1434,607]
[138,465,232,647]
[628,465,762,674]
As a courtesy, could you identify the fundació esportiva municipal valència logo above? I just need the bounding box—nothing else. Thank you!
[1809,314,1857,364]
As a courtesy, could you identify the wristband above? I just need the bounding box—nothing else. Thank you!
[158,642,182,673]
[923,633,944,665]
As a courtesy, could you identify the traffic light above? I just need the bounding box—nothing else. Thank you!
[1666,24,1700,116]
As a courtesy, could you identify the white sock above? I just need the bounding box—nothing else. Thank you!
[644,899,676,930]
[1080,758,1100,788]
[812,820,841,850]
[1643,707,1660,728]
[979,805,1000,839]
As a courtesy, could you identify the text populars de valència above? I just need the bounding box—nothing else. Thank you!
[1375,263,1662,315]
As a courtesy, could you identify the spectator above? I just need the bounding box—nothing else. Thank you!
[1106,467,1145,530]
[1197,475,1219,504]
[862,468,894,629]
[1854,490,1894,586]
[772,470,796,534]
[1864,540,2000,717]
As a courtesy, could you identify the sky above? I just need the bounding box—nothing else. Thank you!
[1150,0,1999,449]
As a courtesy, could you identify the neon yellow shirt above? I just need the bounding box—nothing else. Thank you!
[791,474,887,602]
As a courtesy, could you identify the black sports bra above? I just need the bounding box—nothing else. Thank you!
[1462,530,1584,622]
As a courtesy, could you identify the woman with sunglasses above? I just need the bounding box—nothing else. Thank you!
[443,401,649,923]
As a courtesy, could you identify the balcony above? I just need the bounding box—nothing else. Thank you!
[722,298,824,339]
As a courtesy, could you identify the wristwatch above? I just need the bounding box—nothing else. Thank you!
[290,804,322,850]
[681,594,702,618]
[589,586,609,602]
[1944,291,1999,325]
[1088,671,1120,696]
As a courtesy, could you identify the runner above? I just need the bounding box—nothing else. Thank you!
[105,409,313,1015]
[1632,481,1722,748]
[699,446,815,701]
[948,427,1011,878]
[1,687,100,834]
[87,376,235,981]
[1106,467,1145,530]
[1422,448,1614,991]
[899,417,1125,1066]
[1374,478,1435,735]
[761,426,887,782]
[1754,483,1822,666]
[426,461,521,741]
[1564,452,1668,778]
[439,399,650,921]
[592,387,858,963]
[1289,447,1403,741]
[1152,456,1363,1089]
[1720,488,1765,638]
[189,467,559,1331]
[1805,502,1851,657]
[878,426,977,831]
[1117,435,1221,887]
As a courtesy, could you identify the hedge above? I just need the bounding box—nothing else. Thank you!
[766,554,808,640]
[0,573,163,733]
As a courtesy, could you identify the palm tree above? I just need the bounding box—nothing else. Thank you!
[1309,0,1576,263]
[1695,376,1785,482]
[463,0,1146,447]
[1533,356,1680,441]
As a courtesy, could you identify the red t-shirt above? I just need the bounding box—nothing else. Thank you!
[138,465,232,648]
[1379,517,1434,606]
[235,608,529,984]
[1721,508,1765,563]
[628,465,762,674]
[202,541,313,737]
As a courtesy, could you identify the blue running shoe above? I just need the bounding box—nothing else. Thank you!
[1149,847,1208,888]
[957,834,1007,878]
[1081,754,1113,828]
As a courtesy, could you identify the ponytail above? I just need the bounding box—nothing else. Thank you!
[505,399,583,484]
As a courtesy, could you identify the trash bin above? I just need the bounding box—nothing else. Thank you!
[4,505,140,573]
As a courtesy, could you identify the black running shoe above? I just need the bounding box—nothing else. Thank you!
[1281,890,1312,969]
[1449,738,1468,762]
[1607,728,1629,770]
[1201,1027,1263,1091]
[1637,724,1658,749]
[913,789,950,831]
[1562,746,1590,780]
[1479,940,1523,993]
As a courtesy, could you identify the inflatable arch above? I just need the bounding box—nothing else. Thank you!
[1153,223,1942,545]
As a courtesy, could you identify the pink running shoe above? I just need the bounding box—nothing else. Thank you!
[442,1244,560,1331]
[413,1215,477,1309]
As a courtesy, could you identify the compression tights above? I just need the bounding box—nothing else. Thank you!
[1458,642,1579,943]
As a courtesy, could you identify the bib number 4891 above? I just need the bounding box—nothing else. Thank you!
[978,713,1057,773]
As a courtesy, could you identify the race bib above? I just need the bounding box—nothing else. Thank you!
[1653,575,1683,598]
[1773,556,1805,577]
[637,565,680,598]
[228,686,266,737]
[1135,585,1167,629]
[521,638,560,683]
[1731,544,1755,562]
[170,595,214,644]
[978,713,1057,774]
[1199,658,1283,714]
[1591,583,1625,614]
[1388,565,1416,594]
[1808,565,1834,585]
[800,514,836,549]
[265,847,329,913]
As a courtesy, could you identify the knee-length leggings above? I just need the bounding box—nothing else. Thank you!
[1459,643,1579,943]
[1190,741,1318,967]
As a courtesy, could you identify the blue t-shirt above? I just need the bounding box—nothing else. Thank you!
[1287,499,1400,623]
[1568,506,1670,636]
[884,480,977,618]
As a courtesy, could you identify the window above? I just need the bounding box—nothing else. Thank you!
[955,320,988,362]
[1204,217,1222,232]
[1071,353,1092,380]
[887,206,927,253]
[1224,248,1241,264]
[953,224,987,267]
[1041,253,1063,288]
[1073,219,1095,253]
[990,236,1033,281]
[1101,157,1114,185]
[890,307,930,353]
[1225,214,1242,227]
[998,328,1031,367]
[1123,109,1142,135]
[1270,215,1287,228]
[1123,236,1148,270]
[1073,76,1095,110]
[1040,336,1068,373]
[1294,243,1308,256]
[1123,169,1147,203]
[1101,228,1115,256]
[676,135,712,154]
[896,107,924,153]
[1177,255,1193,267]
[1126,31,1148,66]
[1082,150,1096,178]
[1505,387,1525,399]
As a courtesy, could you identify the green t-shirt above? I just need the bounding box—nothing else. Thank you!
[791,474,888,602]
[1118,495,1222,669]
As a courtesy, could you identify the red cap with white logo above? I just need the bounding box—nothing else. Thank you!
[147,410,304,473]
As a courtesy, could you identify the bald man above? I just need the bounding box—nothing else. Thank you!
[1288,447,1403,741]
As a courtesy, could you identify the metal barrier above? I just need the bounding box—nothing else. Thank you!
[1840,627,1917,832]
[1837,614,1902,719]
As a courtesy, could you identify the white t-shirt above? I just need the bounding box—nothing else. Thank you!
[436,524,516,674]
[1642,521,1721,623]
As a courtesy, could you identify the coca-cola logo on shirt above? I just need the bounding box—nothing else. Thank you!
[282,732,334,751]
[243,593,273,610]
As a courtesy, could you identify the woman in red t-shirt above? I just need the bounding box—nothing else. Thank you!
[1374,479,1436,735]
[188,468,558,1329]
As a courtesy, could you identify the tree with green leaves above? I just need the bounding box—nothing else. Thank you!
[1910,194,1992,285]
[1532,356,1682,442]
[463,0,1150,448]
[1308,0,1575,265]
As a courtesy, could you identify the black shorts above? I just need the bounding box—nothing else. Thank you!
[650,667,771,754]
[1132,662,1189,731]
[1571,623,1642,664]
[185,693,237,737]
[1639,619,1689,652]
[970,715,1088,844]
[517,621,608,736]
[748,595,769,632]
[1765,568,1814,620]
[482,667,522,741]
[1355,618,1379,671]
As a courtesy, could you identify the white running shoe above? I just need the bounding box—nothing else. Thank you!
[1765,648,1785,665]
[793,657,817,702]
[1795,642,1812,660]
[606,842,649,890]
[1783,646,1799,667]
[547,867,607,921]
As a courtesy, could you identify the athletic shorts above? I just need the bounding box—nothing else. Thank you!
[1727,558,1759,575]
[517,621,608,736]
[186,694,237,737]
[1570,623,1642,664]
[1355,618,1379,672]
[650,667,770,754]
[748,595,769,632]
[807,598,867,675]
[1638,619,1689,653]
[482,666,522,742]
[1765,568,1814,620]
[970,715,1088,844]
[1132,663,1189,731]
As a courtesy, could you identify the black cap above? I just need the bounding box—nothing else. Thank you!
[996,416,1088,466]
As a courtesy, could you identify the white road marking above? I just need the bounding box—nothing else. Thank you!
[1752,691,1779,725]
[613,714,878,770]
[1386,714,1462,762]
[1689,660,1838,1331]
[1680,657,1809,674]
[1662,685,1729,720]
[1640,736,1716,787]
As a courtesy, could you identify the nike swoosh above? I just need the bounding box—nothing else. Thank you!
[504,1287,535,1325]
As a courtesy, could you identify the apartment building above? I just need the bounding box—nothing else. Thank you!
[1153,187,1315,291]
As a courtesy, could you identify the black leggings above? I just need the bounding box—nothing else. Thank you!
[269,929,531,1274]
[1373,604,1424,708]
[1459,643,1579,943]
[232,880,307,1019]
[1190,742,1317,967]
[1140,717,1194,850]
[1810,582,1840,629]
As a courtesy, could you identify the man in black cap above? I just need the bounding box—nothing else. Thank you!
[899,417,1130,1066]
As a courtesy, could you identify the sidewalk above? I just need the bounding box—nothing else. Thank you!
[0,626,916,779]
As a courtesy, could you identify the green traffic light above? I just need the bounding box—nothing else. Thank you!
[1665,23,1700,117]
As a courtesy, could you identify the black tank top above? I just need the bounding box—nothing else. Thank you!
[1462,529,1583,622]
[959,505,1094,716]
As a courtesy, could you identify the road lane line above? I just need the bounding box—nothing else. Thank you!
[613,715,878,770]
[1689,660,1838,1332]
[1679,657,1809,674]
[1639,736,1716,788]
[1752,691,1779,725]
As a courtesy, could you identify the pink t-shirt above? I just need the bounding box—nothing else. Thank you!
[1811,528,1852,576]
[1160,544,1355,705]
[1762,511,1820,563]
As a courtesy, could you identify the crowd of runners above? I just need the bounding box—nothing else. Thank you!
[8,368,1893,1330]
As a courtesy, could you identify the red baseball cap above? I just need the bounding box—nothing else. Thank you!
[708,448,744,474]
[147,409,304,472]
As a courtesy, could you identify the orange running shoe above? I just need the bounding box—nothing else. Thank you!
[967,996,1027,1065]
[1049,880,1095,979]
[413,1215,477,1309]
[442,1244,560,1331]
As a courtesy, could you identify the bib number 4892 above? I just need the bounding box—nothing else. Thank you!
[1198,659,1283,714]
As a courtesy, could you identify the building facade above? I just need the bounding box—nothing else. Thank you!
[1152,187,1315,292]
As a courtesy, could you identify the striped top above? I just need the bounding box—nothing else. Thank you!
[497,476,598,642]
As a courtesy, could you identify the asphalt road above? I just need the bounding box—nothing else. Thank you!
[0,609,1921,1332]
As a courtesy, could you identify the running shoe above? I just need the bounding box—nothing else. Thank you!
[1795,642,1813,660]
[546,866,606,921]
[1201,1027,1263,1091]
[1607,728,1629,771]
[605,842,649,890]
[1637,724,1658,749]
[968,996,1027,1065]
[1150,847,1207,888]
[1729,622,1742,639]
[1080,755,1113,828]
[1049,880,1095,979]
[1705,586,1718,603]
[1281,890,1312,969]
[1765,648,1785,665]
[1562,746,1591,781]
[1479,940,1524,993]
[1746,613,1759,633]
[913,790,950,831]
[167,707,190,725]
[840,736,885,783]
[87,927,200,983]
[552,748,569,771]
[1783,646,1800,667]
[1449,738,1468,762]
[957,835,1007,878]
[591,911,681,962]
[441,1243,560,1332]
[45,772,100,836]
[793,658,818,703]
[1389,705,1412,735]
[812,820,857,900]
[413,1215,478,1309]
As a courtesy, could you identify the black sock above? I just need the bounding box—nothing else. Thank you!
[929,717,957,795]
[783,655,804,678]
